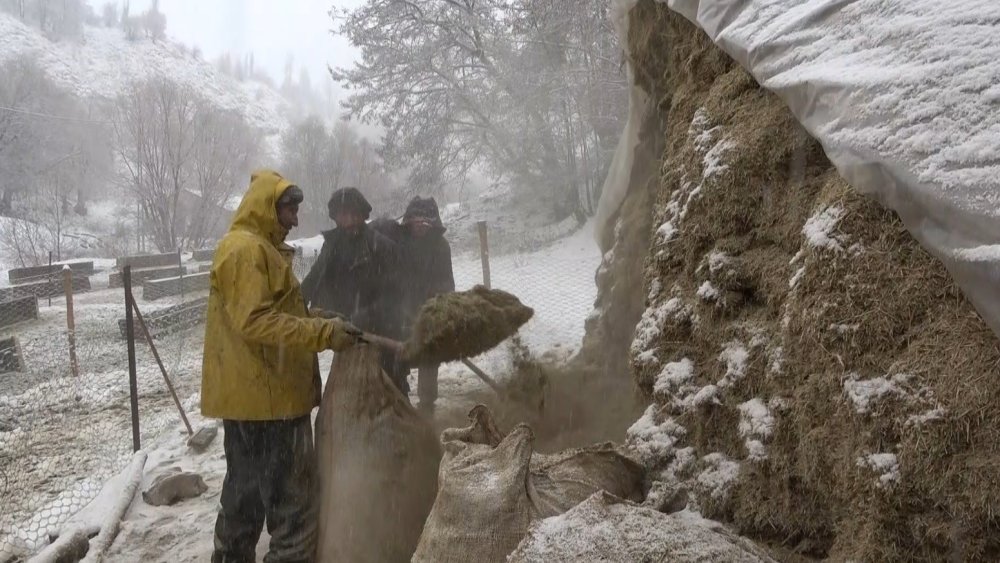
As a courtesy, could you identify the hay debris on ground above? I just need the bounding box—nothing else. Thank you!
[405,285,534,365]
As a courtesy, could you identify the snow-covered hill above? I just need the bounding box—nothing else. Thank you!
[0,12,291,152]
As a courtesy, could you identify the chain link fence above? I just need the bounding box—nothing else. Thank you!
[0,219,600,561]
[0,255,209,562]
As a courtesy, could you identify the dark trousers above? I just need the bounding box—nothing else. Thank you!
[213,417,317,563]
[417,365,439,413]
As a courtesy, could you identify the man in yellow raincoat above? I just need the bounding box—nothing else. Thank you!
[202,169,360,563]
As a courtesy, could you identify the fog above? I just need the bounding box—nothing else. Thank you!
[84,0,366,82]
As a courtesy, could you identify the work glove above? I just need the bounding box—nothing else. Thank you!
[326,317,365,352]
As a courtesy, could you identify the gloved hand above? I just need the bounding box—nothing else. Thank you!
[326,318,365,351]
[351,308,373,332]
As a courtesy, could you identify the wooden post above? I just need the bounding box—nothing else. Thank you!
[131,298,193,436]
[124,266,141,452]
[477,220,491,289]
[47,251,53,307]
[62,266,79,378]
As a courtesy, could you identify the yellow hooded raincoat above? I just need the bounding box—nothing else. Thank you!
[201,169,346,420]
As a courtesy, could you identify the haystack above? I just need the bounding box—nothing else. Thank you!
[405,285,534,365]
[585,1,1000,560]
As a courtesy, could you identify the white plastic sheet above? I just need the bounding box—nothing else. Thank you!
[611,0,1000,336]
[594,0,645,247]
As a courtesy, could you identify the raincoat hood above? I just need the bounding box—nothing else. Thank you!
[403,196,446,233]
[230,169,298,245]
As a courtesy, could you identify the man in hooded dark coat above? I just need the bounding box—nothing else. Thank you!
[372,196,454,416]
[301,187,408,393]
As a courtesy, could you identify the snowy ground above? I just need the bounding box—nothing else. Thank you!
[0,223,601,561]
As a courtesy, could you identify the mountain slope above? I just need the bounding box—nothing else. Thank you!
[0,12,291,148]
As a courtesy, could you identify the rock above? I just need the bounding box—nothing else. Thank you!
[186,424,218,452]
[142,471,208,506]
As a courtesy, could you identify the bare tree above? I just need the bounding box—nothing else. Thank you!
[184,106,259,248]
[144,0,165,41]
[113,79,197,251]
[0,56,112,263]
[332,0,626,219]
[99,1,116,27]
[281,117,402,232]
[280,116,336,233]
[112,79,261,252]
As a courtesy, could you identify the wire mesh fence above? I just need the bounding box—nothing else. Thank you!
[0,255,209,561]
[447,221,599,375]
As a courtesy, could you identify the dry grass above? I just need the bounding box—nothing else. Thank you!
[405,285,533,365]
[612,2,1000,560]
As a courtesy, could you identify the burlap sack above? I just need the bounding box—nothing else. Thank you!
[315,345,440,563]
[412,405,646,562]
[509,491,778,562]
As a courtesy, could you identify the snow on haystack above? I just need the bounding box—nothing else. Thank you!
[696,453,741,500]
[803,206,845,252]
[690,108,714,151]
[688,107,733,180]
[652,109,738,258]
[767,346,785,376]
[656,220,678,243]
[830,323,860,335]
[718,342,749,388]
[842,372,913,414]
[677,384,721,410]
[738,399,775,461]
[707,250,731,275]
[703,140,734,180]
[626,404,686,465]
[857,452,901,489]
[647,278,663,301]
[653,358,695,396]
[906,407,947,427]
[697,280,720,302]
[631,295,693,368]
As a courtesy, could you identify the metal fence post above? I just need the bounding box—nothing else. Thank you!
[477,220,491,289]
[62,266,79,378]
[124,266,141,452]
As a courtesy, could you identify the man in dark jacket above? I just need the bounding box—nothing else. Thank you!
[301,187,408,393]
[373,196,455,416]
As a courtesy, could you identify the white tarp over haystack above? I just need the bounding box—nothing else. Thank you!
[602,0,1000,336]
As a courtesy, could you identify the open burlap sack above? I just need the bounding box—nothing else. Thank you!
[315,345,440,563]
[412,405,645,562]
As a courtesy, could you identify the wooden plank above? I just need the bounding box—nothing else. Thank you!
[8,261,95,285]
[108,266,186,289]
[142,272,210,301]
[191,248,215,262]
[0,296,38,329]
[0,276,91,302]
[116,253,179,270]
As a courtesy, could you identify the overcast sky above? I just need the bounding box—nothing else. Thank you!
[88,0,365,86]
